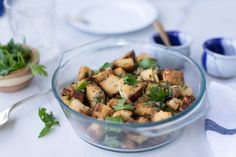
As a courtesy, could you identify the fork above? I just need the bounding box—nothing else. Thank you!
[0,89,51,127]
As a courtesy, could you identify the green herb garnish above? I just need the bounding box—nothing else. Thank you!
[75,80,90,92]
[138,58,158,69]
[94,62,112,73]
[0,39,47,76]
[123,73,137,86]
[103,135,121,148]
[148,86,171,103]
[30,64,48,76]
[38,107,60,138]
[105,116,123,123]
[112,98,134,111]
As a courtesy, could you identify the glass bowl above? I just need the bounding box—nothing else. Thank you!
[52,38,208,152]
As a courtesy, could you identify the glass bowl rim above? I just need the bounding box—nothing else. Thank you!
[51,38,206,128]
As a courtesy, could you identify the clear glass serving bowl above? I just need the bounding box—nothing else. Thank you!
[52,38,208,152]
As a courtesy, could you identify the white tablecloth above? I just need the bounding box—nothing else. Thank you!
[1,0,236,156]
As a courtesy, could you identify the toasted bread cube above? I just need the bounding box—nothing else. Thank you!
[122,50,136,61]
[121,139,136,149]
[99,74,119,96]
[140,69,159,82]
[92,68,112,82]
[127,133,148,144]
[137,96,149,103]
[117,79,146,101]
[62,96,71,106]
[134,103,156,117]
[151,110,172,122]
[113,58,135,72]
[92,103,114,119]
[135,117,149,124]
[87,123,104,140]
[112,110,133,121]
[113,67,126,77]
[77,66,93,81]
[86,83,105,108]
[167,98,182,110]
[162,69,184,85]
[70,98,90,115]
[136,53,152,62]
[61,86,75,97]
[179,86,193,96]
[107,98,119,107]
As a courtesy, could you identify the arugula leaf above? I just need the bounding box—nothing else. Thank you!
[105,116,123,123]
[103,135,121,148]
[148,86,171,103]
[30,64,48,76]
[138,58,158,69]
[75,80,90,92]
[112,98,134,111]
[94,62,112,73]
[38,107,60,138]
[123,73,137,86]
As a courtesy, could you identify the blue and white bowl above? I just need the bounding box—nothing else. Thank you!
[202,38,236,78]
[151,31,192,68]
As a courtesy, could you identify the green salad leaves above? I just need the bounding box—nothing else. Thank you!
[112,98,134,111]
[0,39,47,76]
[38,107,60,138]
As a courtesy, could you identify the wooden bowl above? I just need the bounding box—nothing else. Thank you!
[0,47,39,92]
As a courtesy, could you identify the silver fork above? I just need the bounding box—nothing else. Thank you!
[0,89,52,127]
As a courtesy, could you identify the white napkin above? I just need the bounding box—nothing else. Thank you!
[206,82,236,157]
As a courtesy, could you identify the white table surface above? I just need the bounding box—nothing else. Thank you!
[0,0,236,156]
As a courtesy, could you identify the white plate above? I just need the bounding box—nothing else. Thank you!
[67,0,159,35]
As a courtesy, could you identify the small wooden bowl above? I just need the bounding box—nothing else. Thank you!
[0,47,39,93]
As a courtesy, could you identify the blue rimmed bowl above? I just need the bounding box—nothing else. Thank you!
[52,38,208,152]
[202,38,236,78]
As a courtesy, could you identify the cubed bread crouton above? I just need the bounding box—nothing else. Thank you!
[121,139,136,149]
[136,53,152,62]
[92,68,112,82]
[127,133,148,144]
[107,98,119,107]
[62,96,71,106]
[99,74,119,96]
[112,110,133,121]
[87,123,104,140]
[151,110,172,122]
[122,50,136,61]
[113,67,126,77]
[167,98,183,110]
[61,86,75,98]
[113,58,135,72]
[137,96,149,103]
[170,85,181,98]
[70,98,90,115]
[86,83,105,108]
[135,117,149,123]
[73,91,85,103]
[179,96,195,111]
[162,69,184,85]
[92,103,113,119]
[117,79,146,101]
[77,66,93,81]
[134,103,156,117]
[179,86,193,96]
[140,69,159,82]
